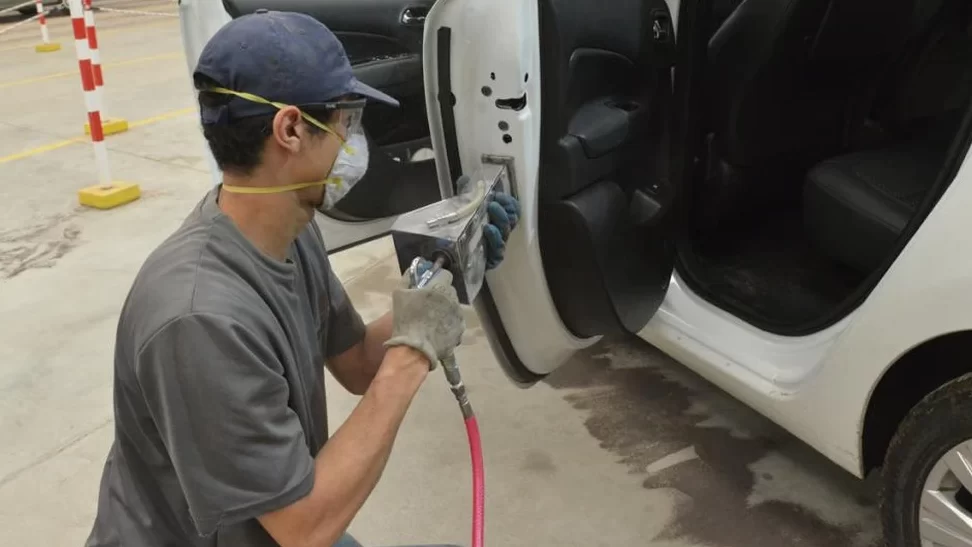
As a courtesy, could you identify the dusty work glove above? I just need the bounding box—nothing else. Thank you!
[483,192,521,270]
[384,269,465,370]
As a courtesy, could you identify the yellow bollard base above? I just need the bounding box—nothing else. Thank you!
[78,182,141,210]
[35,42,61,53]
[84,118,130,137]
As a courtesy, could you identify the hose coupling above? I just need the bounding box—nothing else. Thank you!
[442,356,474,419]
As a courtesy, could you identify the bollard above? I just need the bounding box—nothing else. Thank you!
[81,0,129,136]
[33,0,61,52]
[68,0,140,210]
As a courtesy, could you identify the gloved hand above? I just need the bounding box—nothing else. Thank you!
[384,269,465,370]
[482,192,521,270]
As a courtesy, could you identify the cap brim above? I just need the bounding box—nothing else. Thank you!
[348,78,400,107]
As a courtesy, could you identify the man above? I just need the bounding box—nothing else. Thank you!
[85,10,519,547]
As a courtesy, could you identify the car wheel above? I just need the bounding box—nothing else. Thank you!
[881,372,972,547]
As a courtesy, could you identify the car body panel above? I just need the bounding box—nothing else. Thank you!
[426,0,972,478]
[421,0,604,377]
[638,116,972,476]
[0,0,61,12]
[423,0,686,379]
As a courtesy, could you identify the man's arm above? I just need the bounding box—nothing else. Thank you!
[326,312,393,396]
[259,346,427,547]
[263,270,465,546]
[323,191,520,395]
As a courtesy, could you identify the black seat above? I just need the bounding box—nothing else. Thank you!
[803,5,972,274]
[696,0,930,230]
[706,0,921,170]
[802,123,953,274]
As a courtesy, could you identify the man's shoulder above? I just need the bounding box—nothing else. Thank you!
[121,226,207,343]
[120,209,267,354]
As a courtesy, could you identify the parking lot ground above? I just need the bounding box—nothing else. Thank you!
[0,3,883,546]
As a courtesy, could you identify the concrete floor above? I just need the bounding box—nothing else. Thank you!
[0,3,882,546]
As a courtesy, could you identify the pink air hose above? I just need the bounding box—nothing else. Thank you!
[465,416,485,547]
[441,354,483,547]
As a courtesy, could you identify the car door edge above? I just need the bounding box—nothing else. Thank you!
[422,0,602,380]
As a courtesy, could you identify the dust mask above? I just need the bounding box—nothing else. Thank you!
[319,130,369,211]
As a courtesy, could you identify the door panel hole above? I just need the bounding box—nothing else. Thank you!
[481,86,493,97]
[524,73,529,82]
[498,121,509,131]
[495,94,527,111]
[490,72,496,80]
[503,134,512,144]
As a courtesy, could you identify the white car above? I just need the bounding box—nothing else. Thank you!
[180,1,972,545]
[0,0,62,15]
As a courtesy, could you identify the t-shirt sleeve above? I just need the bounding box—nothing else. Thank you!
[320,259,367,358]
[134,313,316,537]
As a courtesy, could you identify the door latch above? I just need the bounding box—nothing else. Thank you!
[652,14,672,43]
[401,7,428,26]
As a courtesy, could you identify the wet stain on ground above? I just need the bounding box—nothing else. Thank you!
[546,336,881,547]
[0,214,82,279]
[521,449,558,475]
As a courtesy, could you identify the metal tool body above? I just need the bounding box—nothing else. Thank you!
[391,159,514,305]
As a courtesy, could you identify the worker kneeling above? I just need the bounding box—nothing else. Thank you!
[84,10,519,547]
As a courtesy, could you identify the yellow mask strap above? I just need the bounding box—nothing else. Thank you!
[221,178,345,195]
[207,86,352,153]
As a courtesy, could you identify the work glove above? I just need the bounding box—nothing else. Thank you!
[483,192,521,270]
[384,269,465,370]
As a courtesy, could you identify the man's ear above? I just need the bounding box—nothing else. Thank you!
[271,106,304,153]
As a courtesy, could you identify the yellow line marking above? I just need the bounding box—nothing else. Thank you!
[0,12,178,53]
[128,106,195,128]
[0,136,85,164]
[0,51,182,89]
[0,106,195,165]
[0,18,177,53]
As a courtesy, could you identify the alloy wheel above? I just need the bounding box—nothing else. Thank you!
[920,440,972,546]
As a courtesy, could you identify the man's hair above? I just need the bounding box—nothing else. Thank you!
[194,75,336,176]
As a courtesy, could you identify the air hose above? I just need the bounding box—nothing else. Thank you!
[412,256,485,547]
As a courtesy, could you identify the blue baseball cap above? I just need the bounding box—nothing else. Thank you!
[193,9,399,125]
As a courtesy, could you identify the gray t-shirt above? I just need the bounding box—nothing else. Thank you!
[85,188,366,546]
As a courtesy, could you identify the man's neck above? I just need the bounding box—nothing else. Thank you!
[217,172,310,262]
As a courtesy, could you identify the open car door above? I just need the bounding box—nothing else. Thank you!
[424,0,693,383]
[178,0,444,251]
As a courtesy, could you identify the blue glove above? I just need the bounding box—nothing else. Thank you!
[482,192,521,270]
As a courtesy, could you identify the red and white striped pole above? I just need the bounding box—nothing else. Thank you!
[81,0,128,136]
[33,0,61,53]
[82,0,102,87]
[67,0,140,209]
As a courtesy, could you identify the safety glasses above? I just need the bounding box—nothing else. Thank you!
[205,86,367,146]
[299,98,367,139]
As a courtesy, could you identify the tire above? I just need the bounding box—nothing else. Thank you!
[881,372,972,547]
